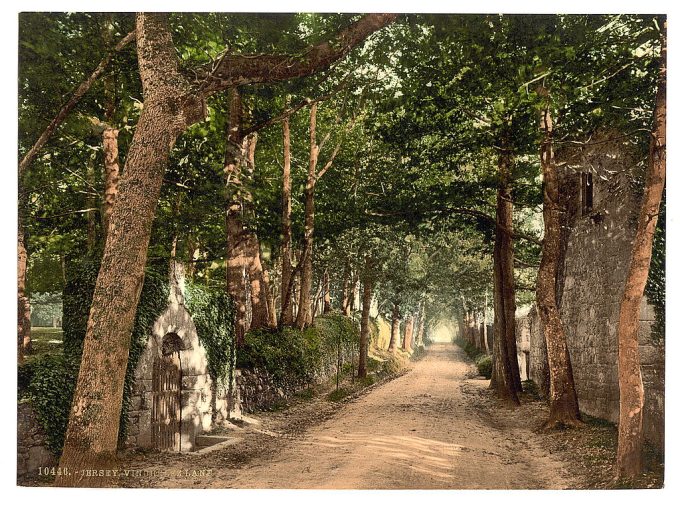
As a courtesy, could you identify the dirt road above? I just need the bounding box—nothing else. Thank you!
[214,342,572,489]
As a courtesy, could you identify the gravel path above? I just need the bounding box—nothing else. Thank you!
[220,342,572,489]
[119,342,574,489]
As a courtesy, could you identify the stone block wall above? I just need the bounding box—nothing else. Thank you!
[17,401,57,479]
[526,133,664,450]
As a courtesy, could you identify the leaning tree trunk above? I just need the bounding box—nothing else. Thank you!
[489,139,521,404]
[296,103,319,329]
[56,14,207,486]
[280,115,295,326]
[358,258,374,378]
[388,302,400,352]
[537,100,581,428]
[616,24,666,479]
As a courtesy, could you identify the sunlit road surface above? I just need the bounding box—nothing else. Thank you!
[225,343,572,489]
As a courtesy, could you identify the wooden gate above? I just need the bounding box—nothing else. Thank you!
[152,350,182,451]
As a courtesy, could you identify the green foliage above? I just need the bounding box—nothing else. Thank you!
[475,355,493,379]
[43,257,170,451]
[25,354,80,454]
[237,315,360,388]
[185,282,236,381]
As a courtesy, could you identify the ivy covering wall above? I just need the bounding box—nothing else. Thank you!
[24,257,170,454]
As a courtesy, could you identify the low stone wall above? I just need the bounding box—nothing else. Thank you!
[236,346,356,414]
[17,401,57,479]
[236,368,288,413]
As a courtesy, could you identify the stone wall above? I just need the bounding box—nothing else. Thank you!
[236,343,356,414]
[17,401,56,479]
[527,133,664,450]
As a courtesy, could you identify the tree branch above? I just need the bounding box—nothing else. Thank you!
[19,30,136,176]
[194,14,398,96]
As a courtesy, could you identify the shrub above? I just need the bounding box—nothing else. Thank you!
[26,354,80,455]
[237,314,360,389]
[475,355,493,379]
[31,257,170,453]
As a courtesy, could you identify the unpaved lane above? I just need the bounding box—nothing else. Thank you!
[223,343,572,489]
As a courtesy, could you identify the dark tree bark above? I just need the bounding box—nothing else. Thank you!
[358,257,375,378]
[616,23,666,479]
[56,14,205,486]
[388,302,401,352]
[537,97,581,428]
[489,139,521,405]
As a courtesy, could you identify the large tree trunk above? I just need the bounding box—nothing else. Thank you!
[388,302,400,352]
[490,140,521,405]
[224,88,250,345]
[358,258,374,378]
[296,103,319,329]
[280,115,295,326]
[616,25,666,479]
[537,100,581,428]
[56,14,206,486]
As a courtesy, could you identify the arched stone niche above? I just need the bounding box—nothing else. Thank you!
[126,261,237,452]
